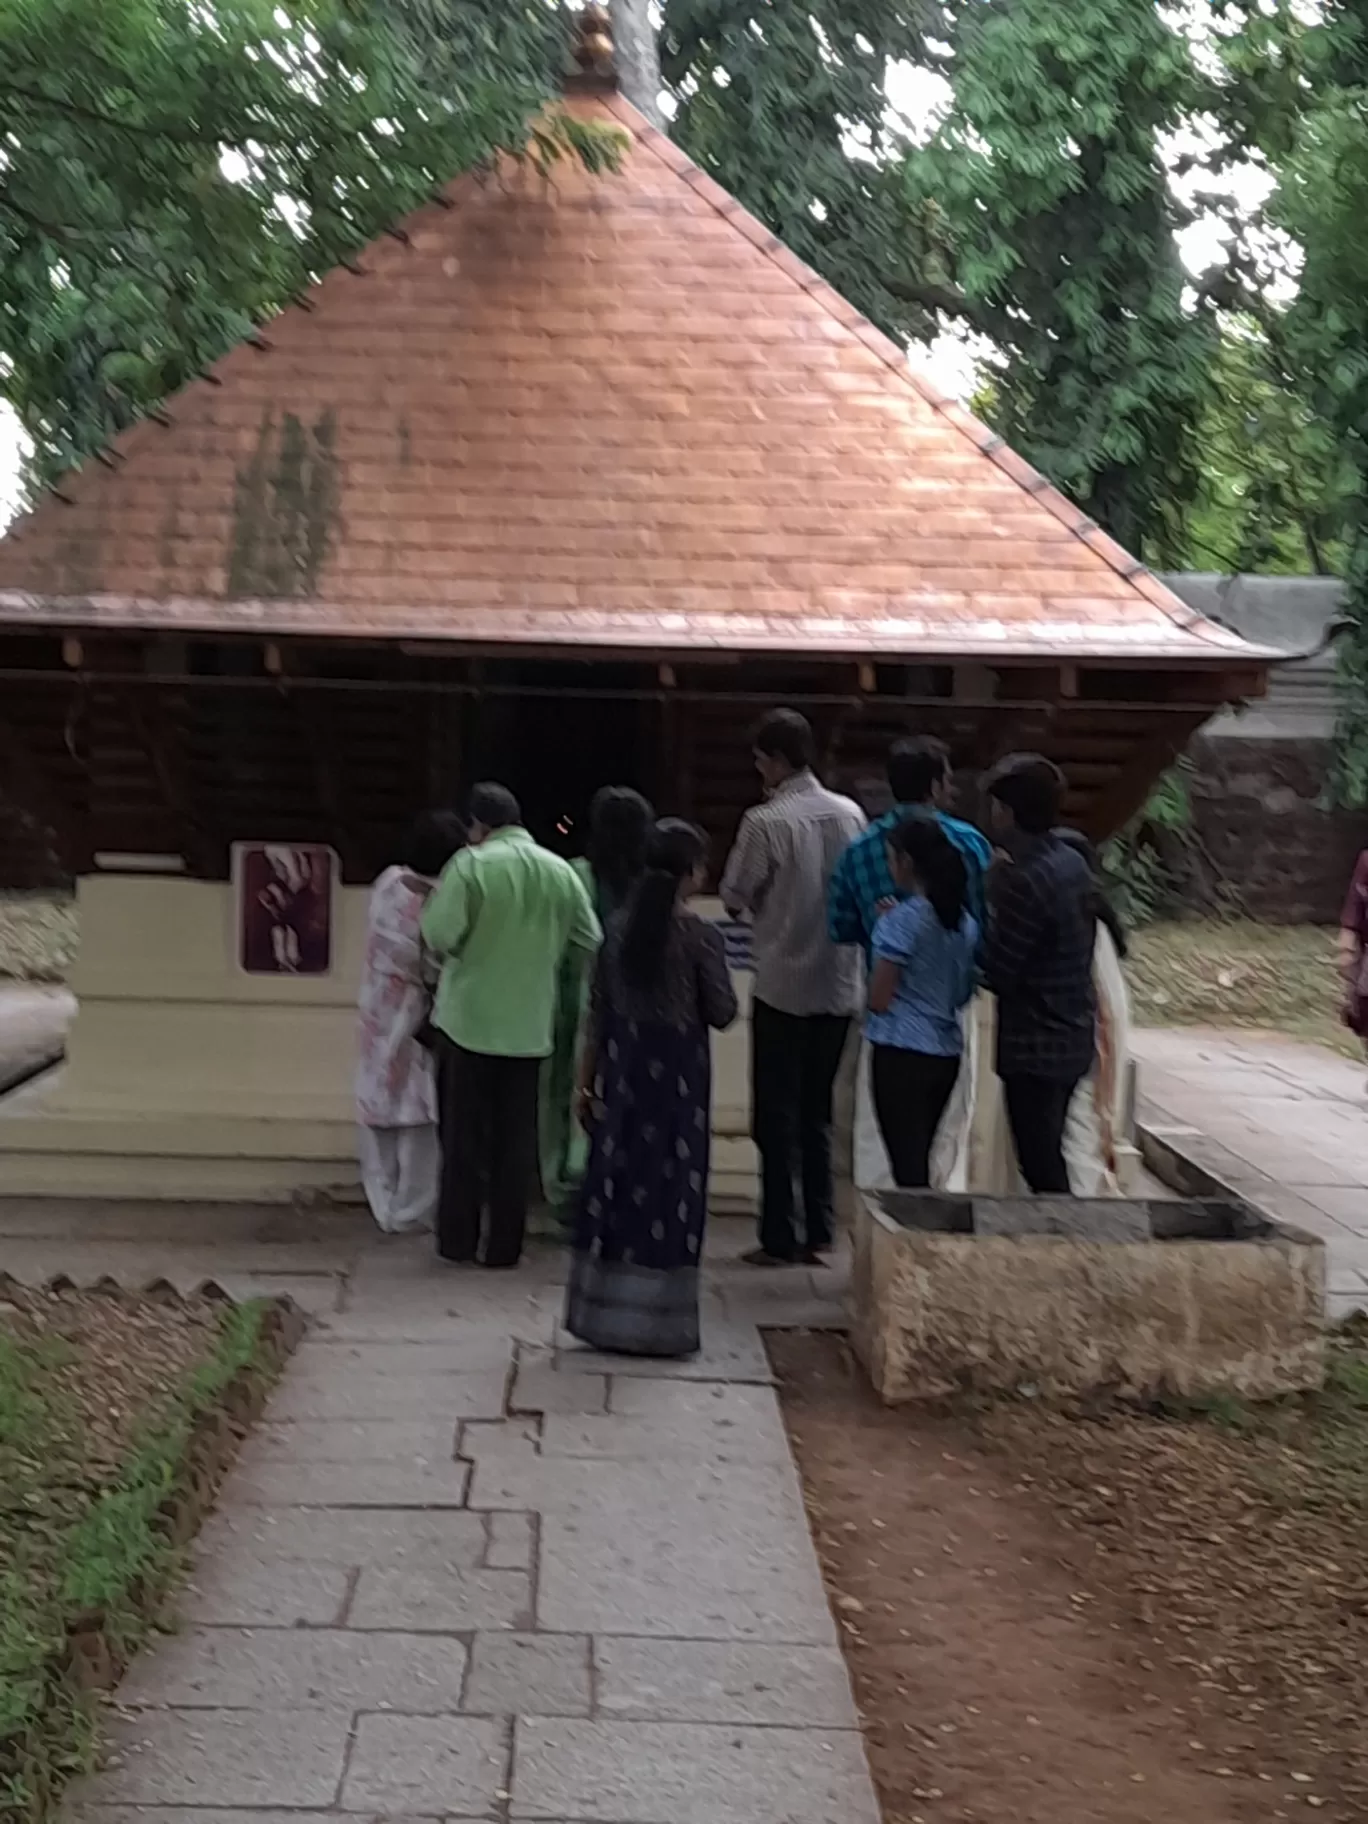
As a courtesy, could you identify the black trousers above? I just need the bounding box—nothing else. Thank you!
[1001,1073,1083,1194]
[750,999,851,1259]
[870,1046,961,1189]
[437,1041,541,1266]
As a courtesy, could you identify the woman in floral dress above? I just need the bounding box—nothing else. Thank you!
[565,819,738,1357]
[356,812,466,1233]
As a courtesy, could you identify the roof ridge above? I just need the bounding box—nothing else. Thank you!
[602,93,1218,650]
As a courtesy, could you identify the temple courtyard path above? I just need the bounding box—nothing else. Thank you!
[28,1209,875,1824]
[1,1021,1363,1820]
[1134,1024,1368,1315]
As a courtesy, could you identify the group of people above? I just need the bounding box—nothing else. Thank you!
[356,784,735,1357]
[355,715,1117,1359]
[720,714,1111,1266]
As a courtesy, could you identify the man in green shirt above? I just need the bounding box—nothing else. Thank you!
[423,782,601,1266]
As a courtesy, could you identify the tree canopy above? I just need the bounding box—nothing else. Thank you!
[894,0,1217,564]
[1253,0,1368,798]
[0,0,615,494]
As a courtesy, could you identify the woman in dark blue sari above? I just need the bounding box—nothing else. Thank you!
[565,820,738,1357]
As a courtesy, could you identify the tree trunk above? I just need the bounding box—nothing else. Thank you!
[610,0,664,127]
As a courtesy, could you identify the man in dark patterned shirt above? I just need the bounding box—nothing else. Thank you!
[981,754,1096,1194]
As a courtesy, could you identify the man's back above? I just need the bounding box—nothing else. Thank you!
[721,771,865,1016]
[982,834,1095,1081]
[423,827,600,1058]
[827,806,992,956]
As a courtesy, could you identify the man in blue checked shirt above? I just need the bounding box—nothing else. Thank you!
[827,736,992,958]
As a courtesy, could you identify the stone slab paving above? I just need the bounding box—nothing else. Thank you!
[1134,1025,1368,1315]
[45,1211,870,1824]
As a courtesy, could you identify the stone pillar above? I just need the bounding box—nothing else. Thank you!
[610,0,664,127]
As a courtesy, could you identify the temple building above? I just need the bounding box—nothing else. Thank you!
[0,32,1274,1198]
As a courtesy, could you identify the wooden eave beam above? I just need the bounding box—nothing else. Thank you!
[1080,719,1208,842]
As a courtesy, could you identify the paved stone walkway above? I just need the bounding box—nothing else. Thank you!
[41,1209,872,1824]
[1135,1026,1368,1316]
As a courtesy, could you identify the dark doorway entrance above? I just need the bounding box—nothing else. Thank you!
[466,686,654,858]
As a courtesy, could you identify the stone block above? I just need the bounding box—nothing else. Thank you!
[67,1812,436,1824]
[341,1714,508,1815]
[289,1338,513,1376]
[349,1565,533,1631]
[593,1638,857,1725]
[223,1457,471,1508]
[316,1305,558,1347]
[266,1369,509,1423]
[973,1194,1151,1242]
[510,1364,609,1415]
[509,1719,879,1824]
[538,1396,790,1465]
[529,1466,835,1642]
[851,1188,1326,1403]
[119,1626,468,1712]
[175,1558,350,1628]
[463,1632,591,1716]
[485,1510,536,1570]
[196,1504,489,1569]
[90,1709,349,1808]
[238,1419,459,1466]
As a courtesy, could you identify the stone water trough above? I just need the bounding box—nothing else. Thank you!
[850,1188,1325,1403]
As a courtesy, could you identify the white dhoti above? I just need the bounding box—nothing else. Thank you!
[358,1123,441,1234]
[855,993,1007,1194]
[855,927,1132,1200]
[1062,922,1131,1196]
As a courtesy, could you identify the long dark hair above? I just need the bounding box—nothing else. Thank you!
[619,818,706,992]
[398,810,466,879]
[891,814,967,932]
[586,786,653,914]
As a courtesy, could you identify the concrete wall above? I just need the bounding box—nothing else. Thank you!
[0,876,761,1201]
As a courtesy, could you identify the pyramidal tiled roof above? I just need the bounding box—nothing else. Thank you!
[0,94,1267,664]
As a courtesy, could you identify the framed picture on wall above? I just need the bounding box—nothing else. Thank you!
[233,842,337,976]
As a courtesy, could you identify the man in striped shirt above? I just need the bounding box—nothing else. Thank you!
[720,710,866,1265]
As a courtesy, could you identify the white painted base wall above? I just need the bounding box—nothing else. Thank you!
[0,879,761,1203]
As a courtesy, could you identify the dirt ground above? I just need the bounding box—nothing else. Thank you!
[772,1331,1364,1823]
[1127,920,1350,1056]
[0,1281,220,1473]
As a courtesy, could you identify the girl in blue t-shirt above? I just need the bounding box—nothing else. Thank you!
[866,816,979,1187]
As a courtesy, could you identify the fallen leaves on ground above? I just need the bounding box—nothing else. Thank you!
[1127,920,1351,1055]
[971,1342,1368,1812]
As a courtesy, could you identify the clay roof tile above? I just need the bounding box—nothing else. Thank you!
[0,95,1274,668]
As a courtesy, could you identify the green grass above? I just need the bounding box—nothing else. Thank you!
[0,1300,273,1823]
[1127,919,1354,1056]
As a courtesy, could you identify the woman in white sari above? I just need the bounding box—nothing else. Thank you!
[356,812,466,1233]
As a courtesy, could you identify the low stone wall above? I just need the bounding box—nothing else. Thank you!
[1186,734,1368,925]
[850,1189,1325,1403]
